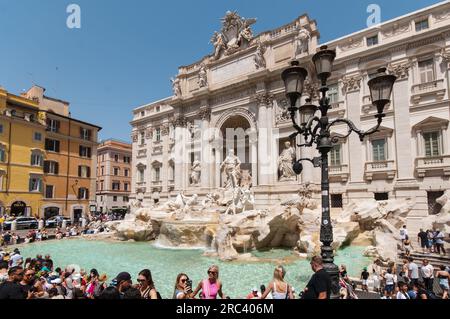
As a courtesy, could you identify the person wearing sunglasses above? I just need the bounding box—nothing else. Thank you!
[20,269,36,299]
[173,273,193,299]
[192,265,226,299]
[137,269,158,299]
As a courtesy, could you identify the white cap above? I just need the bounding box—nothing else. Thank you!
[252,287,258,292]
[51,278,62,284]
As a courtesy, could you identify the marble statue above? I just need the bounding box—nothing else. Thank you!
[211,31,226,60]
[220,149,241,189]
[170,77,182,98]
[202,193,221,209]
[277,141,296,181]
[198,64,208,88]
[190,157,201,185]
[295,28,310,56]
[240,170,253,190]
[254,42,266,70]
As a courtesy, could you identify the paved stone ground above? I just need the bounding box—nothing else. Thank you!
[355,290,381,299]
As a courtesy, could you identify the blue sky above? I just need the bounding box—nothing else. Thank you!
[0,0,444,141]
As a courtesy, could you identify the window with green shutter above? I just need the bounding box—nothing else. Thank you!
[423,132,440,157]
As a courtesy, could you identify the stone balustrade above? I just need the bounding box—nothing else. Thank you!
[364,160,396,180]
[416,154,450,177]
[411,79,446,104]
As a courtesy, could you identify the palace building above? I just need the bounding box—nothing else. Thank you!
[130,2,450,230]
[0,85,101,220]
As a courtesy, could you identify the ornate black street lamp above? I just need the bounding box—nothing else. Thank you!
[282,45,397,299]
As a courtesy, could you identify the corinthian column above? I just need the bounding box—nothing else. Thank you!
[256,91,274,186]
[199,108,212,189]
[173,115,188,192]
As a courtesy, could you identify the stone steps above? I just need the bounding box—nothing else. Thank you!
[397,251,450,268]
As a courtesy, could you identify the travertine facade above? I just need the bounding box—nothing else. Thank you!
[130,3,450,231]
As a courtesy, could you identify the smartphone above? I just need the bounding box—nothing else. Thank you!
[186,280,193,293]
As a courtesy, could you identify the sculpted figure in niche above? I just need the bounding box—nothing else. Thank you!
[220,149,242,189]
[190,156,201,185]
[278,141,296,181]
[254,42,266,69]
[295,28,310,56]
[170,77,182,98]
[198,64,208,88]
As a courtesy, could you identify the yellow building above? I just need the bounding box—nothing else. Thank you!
[0,86,46,217]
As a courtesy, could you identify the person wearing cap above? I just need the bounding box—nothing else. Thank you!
[113,272,132,298]
[246,287,261,299]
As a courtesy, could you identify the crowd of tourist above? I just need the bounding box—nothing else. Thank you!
[0,250,335,300]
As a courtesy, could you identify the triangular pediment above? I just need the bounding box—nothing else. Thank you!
[412,116,449,131]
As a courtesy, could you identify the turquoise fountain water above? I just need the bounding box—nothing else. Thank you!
[17,239,370,298]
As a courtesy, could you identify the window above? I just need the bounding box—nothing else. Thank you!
[140,132,145,145]
[372,139,386,162]
[366,35,378,47]
[156,128,161,142]
[45,139,60,152]
[100,180,104,191]
[46,119,60,133]
[415,19,429,32]
[141,111,145,117]
[375,193,389,201]
[113,196,118,202]
[123,196,129,202]
[31,151,43,167]
[154,167,161,182]
[0,124,3,134]
[44,161,59,174]
[78,166,91,178]
[114,167,119,176]
[114,154,119,162]
[331,194,343,208]
[327,84,339,104]
[45,185,54,199]
[79,146,91,158]
[0,147,5,162]
[112,182,120,191]
[124,183,129,191]
[329,145,341,166]
[418,59,435,83]
[34,132,42,141]
[124,157,131,164]
[138,168,145,183]
[80,128,92,141]
[156,106,160,112]
[124,169,129,177]
[78,188,89,200]
[423,131,441,157]
[101,166,104,175]
[29,176,43,192]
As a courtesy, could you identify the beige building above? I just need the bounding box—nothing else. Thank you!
[96,139,132,213]
[130,2,450,232]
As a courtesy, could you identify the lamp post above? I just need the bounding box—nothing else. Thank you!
[282,45,397,299]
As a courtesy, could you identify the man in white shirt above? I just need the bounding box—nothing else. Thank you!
[399,225,408,249]
[396,282,411,299]
[421,259,434,292]
[408,257,419,286]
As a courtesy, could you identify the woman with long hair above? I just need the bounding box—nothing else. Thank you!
[137,269,158,299]
[173,273,193,299]
[192,265,226,299]
[261,265,293,299]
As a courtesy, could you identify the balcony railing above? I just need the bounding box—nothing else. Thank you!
[411,79,446,104]
[416,154,450,177]
[364,160,396,180]
[329,164,349,182]
[328,101,345,118]
[362,95,391,114]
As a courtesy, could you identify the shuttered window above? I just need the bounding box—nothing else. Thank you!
[372,139,386,162]
[419,59,435,83]
[423,132,441,157]
[329,144,341,166]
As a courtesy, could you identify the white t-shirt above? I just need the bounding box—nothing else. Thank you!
[9,254,23,267]
[385,273,395,285]
[408,263,419,279]
[421,264,434,279]
[399,228,408,239]
[396,292,410,299]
